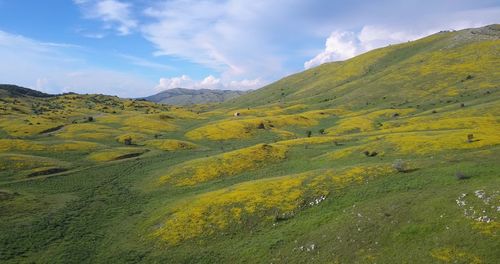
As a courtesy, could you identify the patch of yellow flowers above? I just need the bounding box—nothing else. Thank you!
[160,143,288,186]
[155,164,393,245]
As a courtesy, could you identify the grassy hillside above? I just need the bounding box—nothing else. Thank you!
[225,25,499,110]
[0,25,499,263]
[143,87,247,105]
[0,84,55,98]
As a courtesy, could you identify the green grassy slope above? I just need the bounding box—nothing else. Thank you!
[0,25,499,263]
[225,25,500,110]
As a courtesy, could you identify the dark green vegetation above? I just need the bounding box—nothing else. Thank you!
[0,84,54,98]
[143,87,248,105]
[0,25,499,263]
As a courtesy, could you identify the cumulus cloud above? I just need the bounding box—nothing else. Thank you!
[140,0,500,80]
[75,0,137,35]
[155,75,263,91]
[304,31,361,69]
[304,26,426,69]
[141,0,306,81]
[304,6,500,69]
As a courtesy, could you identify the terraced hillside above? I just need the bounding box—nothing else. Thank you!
[0,25,499,263]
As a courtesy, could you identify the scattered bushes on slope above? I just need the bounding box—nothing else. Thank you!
[159,143,288,186]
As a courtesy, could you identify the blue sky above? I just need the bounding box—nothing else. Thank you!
[0,0,499,97]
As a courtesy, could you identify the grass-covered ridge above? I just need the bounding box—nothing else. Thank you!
[224,25,500,110]
[0,25,499,263]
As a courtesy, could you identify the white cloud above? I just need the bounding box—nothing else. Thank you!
[140,0,500,80]
[75,0,137,35]
[142,0,297,81]
[83,32,106,39]
[155,75,193,91]
[155,75,263,91]
[0,30,154,97]
[304,5,500,70]
[304,31,360,69]
[304,26,430,69]
[36,78,50,91]
[198,75,222,90]
[358,26,421,50]
[117,53,173,71]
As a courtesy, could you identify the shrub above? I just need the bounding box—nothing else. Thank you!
[363,151,378,157]
[455,171,469,180]
[392,159,408,173]
[87,116,94,122]
[124,137,133,145]
[467,134,474,143]
[306,130,312,138]
[318,128,325,134]
[257,122,266,129]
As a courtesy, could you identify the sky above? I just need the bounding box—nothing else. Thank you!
[0,0,499,97]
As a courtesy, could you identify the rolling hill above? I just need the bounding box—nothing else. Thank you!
[143,87,247,105]
[0,25,498,263]
[0,84,55,98]
[225,24,499,110]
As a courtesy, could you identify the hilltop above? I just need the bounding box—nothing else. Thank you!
[0,25,498,263]
[226,24,500,110]
[143,87,247,105]
[0,84,55,98]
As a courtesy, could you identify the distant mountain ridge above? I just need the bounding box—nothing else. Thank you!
[143,88,248,105]
[0,85,247,106]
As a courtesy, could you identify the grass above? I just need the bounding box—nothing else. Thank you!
[0,25,499,263]
[143,139,198,151]
[159,143,288,186]
[88,147,149,162]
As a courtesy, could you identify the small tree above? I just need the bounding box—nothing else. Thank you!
[124,137,133,145]
[87,116,94,122]
[455,171,469,180]
[306,130,312,138]
[218,140,224,151]
[318,128,325,134]
[393,159,408,173]
[364,151,378,157]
